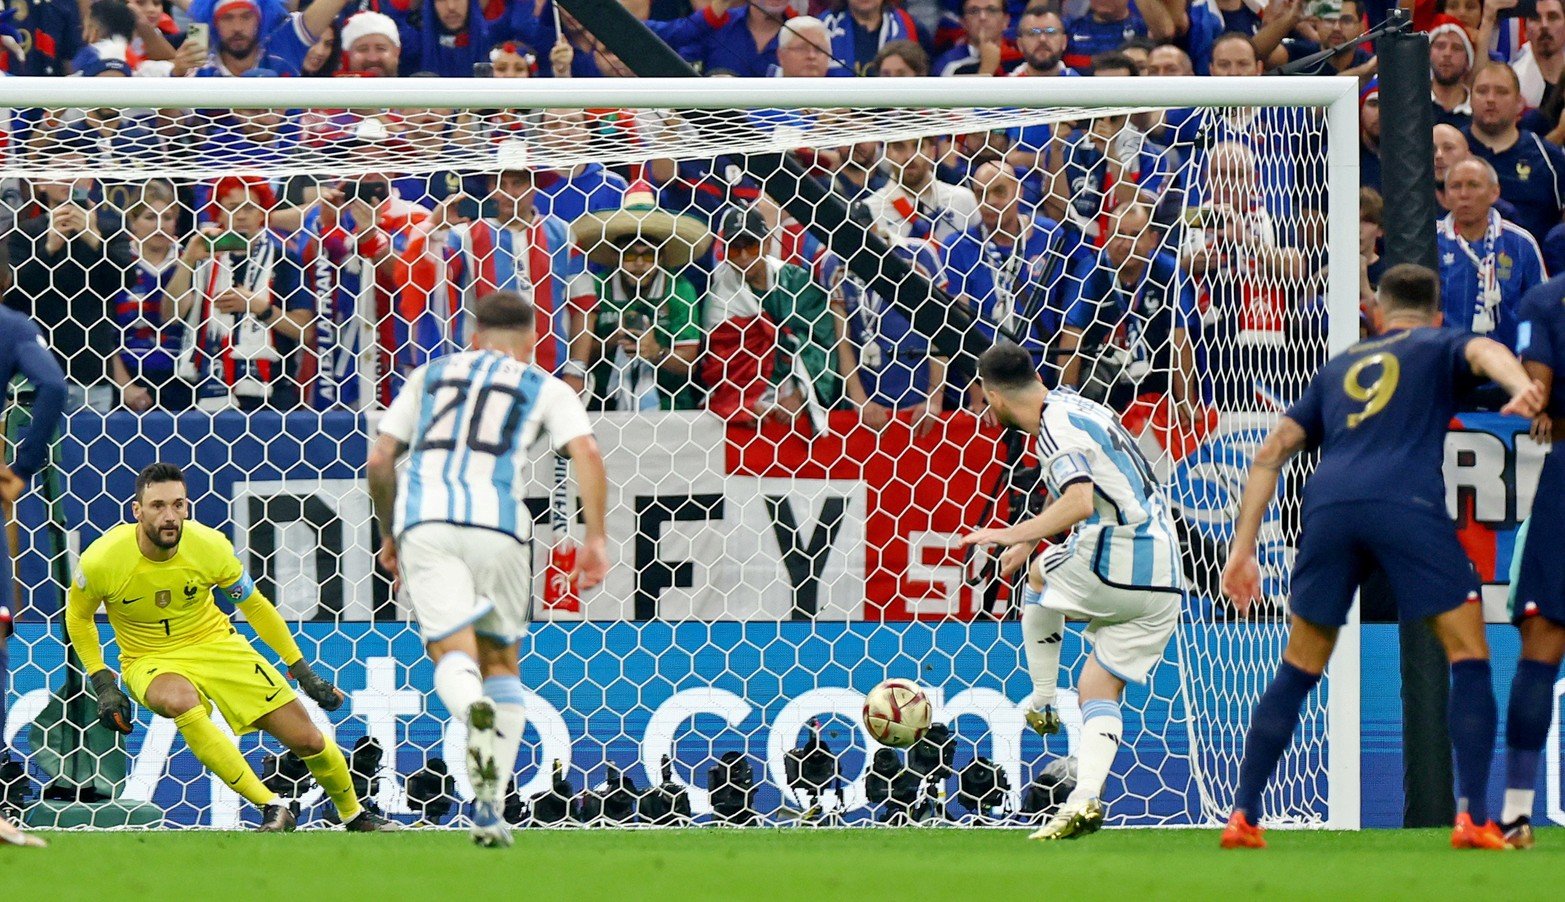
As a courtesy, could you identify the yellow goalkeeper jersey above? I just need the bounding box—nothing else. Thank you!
[67,521,256,669]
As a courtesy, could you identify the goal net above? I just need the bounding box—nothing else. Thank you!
[0,77,1360,829]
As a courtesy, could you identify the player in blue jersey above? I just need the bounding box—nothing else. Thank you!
[1499,274,1565,848]
[1219,264,1545,851]
[962,342,1184,842]
[367,291,609,848]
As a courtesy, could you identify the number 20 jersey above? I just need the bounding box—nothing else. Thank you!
[379,350,593,541]
[1284,327,1484,515]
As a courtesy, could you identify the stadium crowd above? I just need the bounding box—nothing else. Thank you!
[0,0,1544,430]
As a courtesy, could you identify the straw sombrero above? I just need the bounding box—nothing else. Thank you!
[570,183,713,270]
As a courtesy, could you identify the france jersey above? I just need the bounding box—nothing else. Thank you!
[1037,387,1184,593]
[378,350,593,542]
[1512,278,1565,625]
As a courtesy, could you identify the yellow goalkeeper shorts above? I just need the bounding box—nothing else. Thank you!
[123,632,297,736]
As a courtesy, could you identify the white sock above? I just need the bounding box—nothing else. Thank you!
[1502,788,1535,824]
[483,676,529,800]
[433,651,484,721]
[1021,601,1064,710]
[1067,699,1123,805]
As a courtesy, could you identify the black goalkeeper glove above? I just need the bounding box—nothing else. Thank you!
[288,661,344,712]
[90,669,134,735]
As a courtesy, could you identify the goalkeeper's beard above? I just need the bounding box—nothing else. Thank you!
[143,521,183,550]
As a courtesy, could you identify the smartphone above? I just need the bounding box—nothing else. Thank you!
[70,186,92,204]
[185,23,210,57]
[210,232,249,253]
[473,62,494,78]
[344,180,389,206]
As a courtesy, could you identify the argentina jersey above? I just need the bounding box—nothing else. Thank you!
[1037,388,1183,592]
[378,350,594,541]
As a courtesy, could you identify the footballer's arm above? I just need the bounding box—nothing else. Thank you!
[562,434,609,590]
[1221,417,1309,615]
[65,579,134,733]
[366,434,407,579]
[228,576,345,710]
[1465,336,1547,419]
[959,480,1096,577]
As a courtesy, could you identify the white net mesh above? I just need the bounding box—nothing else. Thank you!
[0,86,1348,830]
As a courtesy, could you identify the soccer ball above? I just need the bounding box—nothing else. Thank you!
[862,679,932,748]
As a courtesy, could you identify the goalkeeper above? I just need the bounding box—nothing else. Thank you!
[65,462,398,832]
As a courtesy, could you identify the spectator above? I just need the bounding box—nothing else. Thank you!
[1009,4,1075,77]
[1513,0,1565,141]
[339,10,400,76]
[570,186,711,411]
[7,0,82,76]
[1359,186,1384,309]
[531,111,632,224]
[775,15,834,78]
[941,160,1073,395]
[699,0,792,77]
[1090,49,1137,76]
[1430,16,1476,129]
[824,201,947,434]
[116,181,188,411]
[405,0,500,78]
[1434,121,1471,207]
[73,0,142,76]
[833,142,888,201]
[1186,0,1264,74]
[1145,41,1194,76]
[1178,141,1306,409]
[299,24,339,77]
[5,167,133,411]
[1057,204,1203,435]
[490,39,536,78]
[1272,0,1376,77]
[166,176,312,411]
[1063,0,1174,72]
[125,0,195,76]
[1361,77,1381,192]
[1047,110,1173,249]
[873,39,930,76]
[406,163,593,391]
[1117,35,1154,71]
[701,206,839,428]
[824,0,923,76]
[1465,62,1565,244]
[1436,157,1546,348]
[868,135,980,244]
[933,0,1021,76]
[195,0,346,77]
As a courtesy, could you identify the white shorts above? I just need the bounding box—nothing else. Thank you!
[399,522,533,644]
[1033,545,1180,684]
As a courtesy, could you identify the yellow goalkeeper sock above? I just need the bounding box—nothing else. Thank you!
[301,739,363,825]
[173,708,277,808]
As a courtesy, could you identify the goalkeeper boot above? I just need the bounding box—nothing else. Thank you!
[1028,797,1104,841]
[1025,705,1061,737]
[1219,811,1266,850]
[470,800,514,849]
[0,815,45,848]
[1501,816,1535,850]
[466,698,501,806]
[258,803,297,833]
[1451,813,1509,850]
[345,809,404,832]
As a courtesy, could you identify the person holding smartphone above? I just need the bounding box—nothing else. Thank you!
[4,169,133,412]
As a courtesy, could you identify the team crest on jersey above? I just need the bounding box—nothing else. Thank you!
[1498,253,1514,280]
[1517,161,1532,181]
[155,590,172,608]
[1443,252,1455,265]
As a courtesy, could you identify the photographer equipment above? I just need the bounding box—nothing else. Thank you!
[906,722,955,821]
[575,765,640,825]
[638,755,692,826]
[348,735,385,815]
[503,775,526,825]
[706,751,757,825]
[956,756,1011,819]
[866,747,926,823]
[0,752,33,821]
[405,757,457,826]
[1021,756,1078,820]
[530,759,575,824]
[784,719,844,823]
[259,749,312,814]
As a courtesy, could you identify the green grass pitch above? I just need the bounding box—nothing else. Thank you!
[6,827,1560,901]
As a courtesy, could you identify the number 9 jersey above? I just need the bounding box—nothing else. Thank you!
[1284,326,1486,515]
[379,349,593,540]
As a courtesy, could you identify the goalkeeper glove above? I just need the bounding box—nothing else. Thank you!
[90,669,134,735]
[288,661,344,712]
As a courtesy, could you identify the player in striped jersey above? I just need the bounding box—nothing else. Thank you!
[961,342,1183,842]
[367,291,608,848]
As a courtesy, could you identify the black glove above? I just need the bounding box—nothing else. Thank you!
[90,669,134,735]
[288,661,344,712]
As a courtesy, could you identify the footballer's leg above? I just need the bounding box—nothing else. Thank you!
[255,701,399,832]
[1501,617,1565,849]
[1030,654,1122,841]
[470,635,526,849]
[1428,599,1507,850]
[1020,554,1064,737]
[141,673,288,829]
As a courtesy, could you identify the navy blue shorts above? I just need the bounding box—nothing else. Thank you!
[1512,450,1565,628]
[1289,500,1479,628]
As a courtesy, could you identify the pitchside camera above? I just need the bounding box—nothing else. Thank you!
[405,757,456,826]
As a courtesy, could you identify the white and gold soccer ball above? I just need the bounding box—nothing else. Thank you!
[862,678,932,748]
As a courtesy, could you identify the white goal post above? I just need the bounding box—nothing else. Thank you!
[0,75,1360,830]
